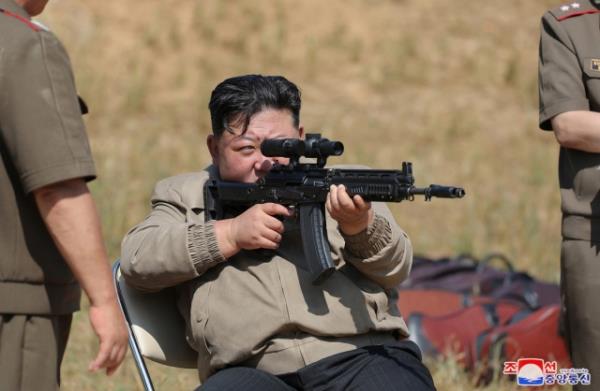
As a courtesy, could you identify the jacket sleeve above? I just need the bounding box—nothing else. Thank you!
[538,12,589,130]
[0,28,95,193]
[328,200,412,290]
[120,174,225,292]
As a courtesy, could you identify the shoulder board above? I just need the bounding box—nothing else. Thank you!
[0,8,41,31]
[549,1,600,21]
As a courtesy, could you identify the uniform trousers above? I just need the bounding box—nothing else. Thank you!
[561,240,600,391]
[198,340,436,391]
[0,314,72,391]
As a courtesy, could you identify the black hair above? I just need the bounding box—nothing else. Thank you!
[208,74,301,136]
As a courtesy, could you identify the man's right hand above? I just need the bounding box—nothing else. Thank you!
[88,300,128,375]
[214,203,291,258]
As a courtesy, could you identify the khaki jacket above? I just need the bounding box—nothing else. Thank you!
[121,166,412,380]
[0,0,95,314]
[539,0,600,240]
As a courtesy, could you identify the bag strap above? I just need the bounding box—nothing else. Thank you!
[472,253,514,295]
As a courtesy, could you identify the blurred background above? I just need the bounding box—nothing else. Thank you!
[40,0,559,389]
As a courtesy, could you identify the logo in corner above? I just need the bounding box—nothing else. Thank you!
[516,359,545,386]
[503,358,591,387]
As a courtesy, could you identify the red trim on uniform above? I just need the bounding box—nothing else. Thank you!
[557,9,600,21]
[0,8,41,31]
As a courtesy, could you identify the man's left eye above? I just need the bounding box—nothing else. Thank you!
[239,145,255,152]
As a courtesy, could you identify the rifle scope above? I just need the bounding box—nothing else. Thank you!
[261,134,344,159]
[261,138,305,157]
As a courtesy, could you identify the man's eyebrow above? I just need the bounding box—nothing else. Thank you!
[232,134,257,142]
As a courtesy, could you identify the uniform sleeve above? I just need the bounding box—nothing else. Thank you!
[538,13,590,130]
[120,178,226,292]
[329,202,413,290]
[0,30,95,193]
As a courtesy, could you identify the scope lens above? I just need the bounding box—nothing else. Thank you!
[304,138,344,158]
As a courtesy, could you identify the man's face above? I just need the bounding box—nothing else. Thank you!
[207,108,303,183]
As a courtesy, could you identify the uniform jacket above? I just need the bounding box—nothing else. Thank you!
[0,0,95,314]
[539,0,600,241]
[121,166,412,380]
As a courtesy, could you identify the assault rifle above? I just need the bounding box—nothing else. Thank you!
[205,133,465,284]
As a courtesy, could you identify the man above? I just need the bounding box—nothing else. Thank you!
[0,0,128,389]
[539,0,600,387]
[121,74,436,390]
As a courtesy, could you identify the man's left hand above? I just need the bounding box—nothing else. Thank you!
[326,184,374,235]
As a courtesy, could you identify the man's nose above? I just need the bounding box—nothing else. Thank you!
[255,154,277,171]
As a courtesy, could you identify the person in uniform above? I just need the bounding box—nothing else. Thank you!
[121,74,437,390]
[0,0,128,389]
[539,0,600,387]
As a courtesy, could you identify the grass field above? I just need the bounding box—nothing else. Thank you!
[38,0,564,389]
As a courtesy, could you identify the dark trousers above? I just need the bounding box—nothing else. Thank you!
[198,341,436,391]
[561,240,600,391]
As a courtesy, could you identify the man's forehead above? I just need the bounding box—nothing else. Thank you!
[226,110,296,137]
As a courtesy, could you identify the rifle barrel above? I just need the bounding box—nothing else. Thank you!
[409,185,466,200]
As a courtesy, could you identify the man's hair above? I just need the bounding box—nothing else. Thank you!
[208,74,301,136]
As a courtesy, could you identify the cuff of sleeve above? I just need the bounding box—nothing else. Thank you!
[187,220,226,274]
[539,98,589,130]
[23,160,96,194]
[341,213,392,259]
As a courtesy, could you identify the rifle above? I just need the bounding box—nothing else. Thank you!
[205,133,465,284]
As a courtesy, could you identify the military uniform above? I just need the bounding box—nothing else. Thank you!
[0,0,96,389]
[539,0,600,386]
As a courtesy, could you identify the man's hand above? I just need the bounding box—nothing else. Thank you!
[88,301,128,375]
[214,203,292,258]
[326,184,374,235]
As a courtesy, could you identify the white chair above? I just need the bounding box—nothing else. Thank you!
[112,260,197,391]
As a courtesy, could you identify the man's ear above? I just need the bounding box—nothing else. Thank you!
[207,134,219,164]
[298,125,305,140]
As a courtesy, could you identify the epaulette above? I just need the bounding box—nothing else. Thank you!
[549,1,600,21]
[0,8,41,31]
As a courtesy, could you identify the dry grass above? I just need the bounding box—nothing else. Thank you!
[38,0,562,389]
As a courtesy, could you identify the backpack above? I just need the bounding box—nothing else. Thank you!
[475,305,569,366]
[399,253,560,314]
[397,253,568,378]
[408,301,528,369]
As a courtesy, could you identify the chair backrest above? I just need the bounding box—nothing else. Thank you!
[113,260,197,373]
